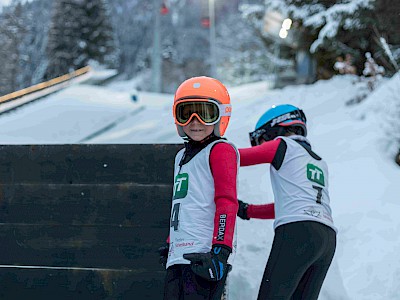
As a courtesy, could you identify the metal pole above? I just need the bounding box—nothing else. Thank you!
[209,0,216,78]
[274,42,280,88]
[152,0,162,92]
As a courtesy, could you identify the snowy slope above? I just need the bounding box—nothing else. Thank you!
[0,85,141,144]
[0,74,399,299]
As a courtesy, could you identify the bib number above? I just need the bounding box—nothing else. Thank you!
[312,185,323,204]
[170,203,181,231]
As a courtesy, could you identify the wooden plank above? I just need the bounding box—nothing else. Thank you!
[0,144,183,184]
[0,183,172,226]
[0,268,165,299]
[0,225,169,269]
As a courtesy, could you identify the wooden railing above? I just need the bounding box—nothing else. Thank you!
[0,66,91,105]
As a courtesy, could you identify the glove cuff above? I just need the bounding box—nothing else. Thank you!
[211,244,231,261]
[243,203,249,219]
[238,200,250,220]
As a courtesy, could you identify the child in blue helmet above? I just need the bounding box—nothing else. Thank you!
[237,104,337,300]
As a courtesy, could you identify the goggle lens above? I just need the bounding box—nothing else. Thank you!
[175,101,220,125]
[249,125,290,146]
[249,128,266,146]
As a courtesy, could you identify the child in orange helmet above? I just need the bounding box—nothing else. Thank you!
[160,76,239,299]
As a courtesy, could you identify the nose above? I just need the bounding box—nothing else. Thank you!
[190,115,201,124]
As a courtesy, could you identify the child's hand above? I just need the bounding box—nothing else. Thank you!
[183,245,231,281]
[237,199,250,220]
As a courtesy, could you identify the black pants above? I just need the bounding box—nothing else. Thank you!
[163,264,228,300]
[258,221,336,300]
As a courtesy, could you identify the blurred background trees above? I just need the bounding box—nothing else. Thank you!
[0,2,26,95]
[0,0,399,95]
[267,0,400,77]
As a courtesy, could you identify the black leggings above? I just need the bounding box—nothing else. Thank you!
[258,221,336,300]
[163,264,228,300]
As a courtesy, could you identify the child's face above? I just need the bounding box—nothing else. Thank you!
[183,116,214,141]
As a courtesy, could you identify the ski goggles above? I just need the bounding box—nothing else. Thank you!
[248,109,306,146]
[249,126,287,146]
[173,99,232,126]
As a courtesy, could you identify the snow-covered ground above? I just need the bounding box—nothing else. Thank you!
[0,73,399,299]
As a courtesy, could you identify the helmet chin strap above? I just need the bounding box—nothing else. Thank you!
[213,122,221,137]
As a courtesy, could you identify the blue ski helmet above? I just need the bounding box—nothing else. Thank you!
[249,104,307,146]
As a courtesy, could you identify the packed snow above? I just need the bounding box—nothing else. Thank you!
[0,73,399,299]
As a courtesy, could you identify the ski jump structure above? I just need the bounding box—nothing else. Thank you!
[0,66,91,115]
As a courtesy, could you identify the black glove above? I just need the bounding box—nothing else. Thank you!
[183,245,231,281]
[158,244,169,268]
[237,199,250,220]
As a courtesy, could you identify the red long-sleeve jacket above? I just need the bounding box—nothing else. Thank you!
[210,142,238,249]
[238,139,286,219]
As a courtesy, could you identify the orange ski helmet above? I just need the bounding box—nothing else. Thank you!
[173,76,232,138]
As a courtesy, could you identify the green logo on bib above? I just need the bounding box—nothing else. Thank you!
[173,173,189,199]
[307,164,325,186]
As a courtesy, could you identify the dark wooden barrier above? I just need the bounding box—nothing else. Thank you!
[0,144,183,299]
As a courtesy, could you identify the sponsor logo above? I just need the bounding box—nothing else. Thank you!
[209,268,215,279]
[216,214,227,241]
[271,112,299,127]
[175,241,195,248]
[307,164,325,186]
[173,173,189,199]
[304,208,322,218]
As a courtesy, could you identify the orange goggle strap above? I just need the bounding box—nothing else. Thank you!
[173,99,232,126]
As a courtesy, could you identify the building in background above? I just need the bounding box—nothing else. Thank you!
[263,9,316,88]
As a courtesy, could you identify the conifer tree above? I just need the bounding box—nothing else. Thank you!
[0,3,25,95]
[45,0,85,80]
[19,0,51,87]
[268,0,400,75]
[80,0,118,67]
[109,0,155,78]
